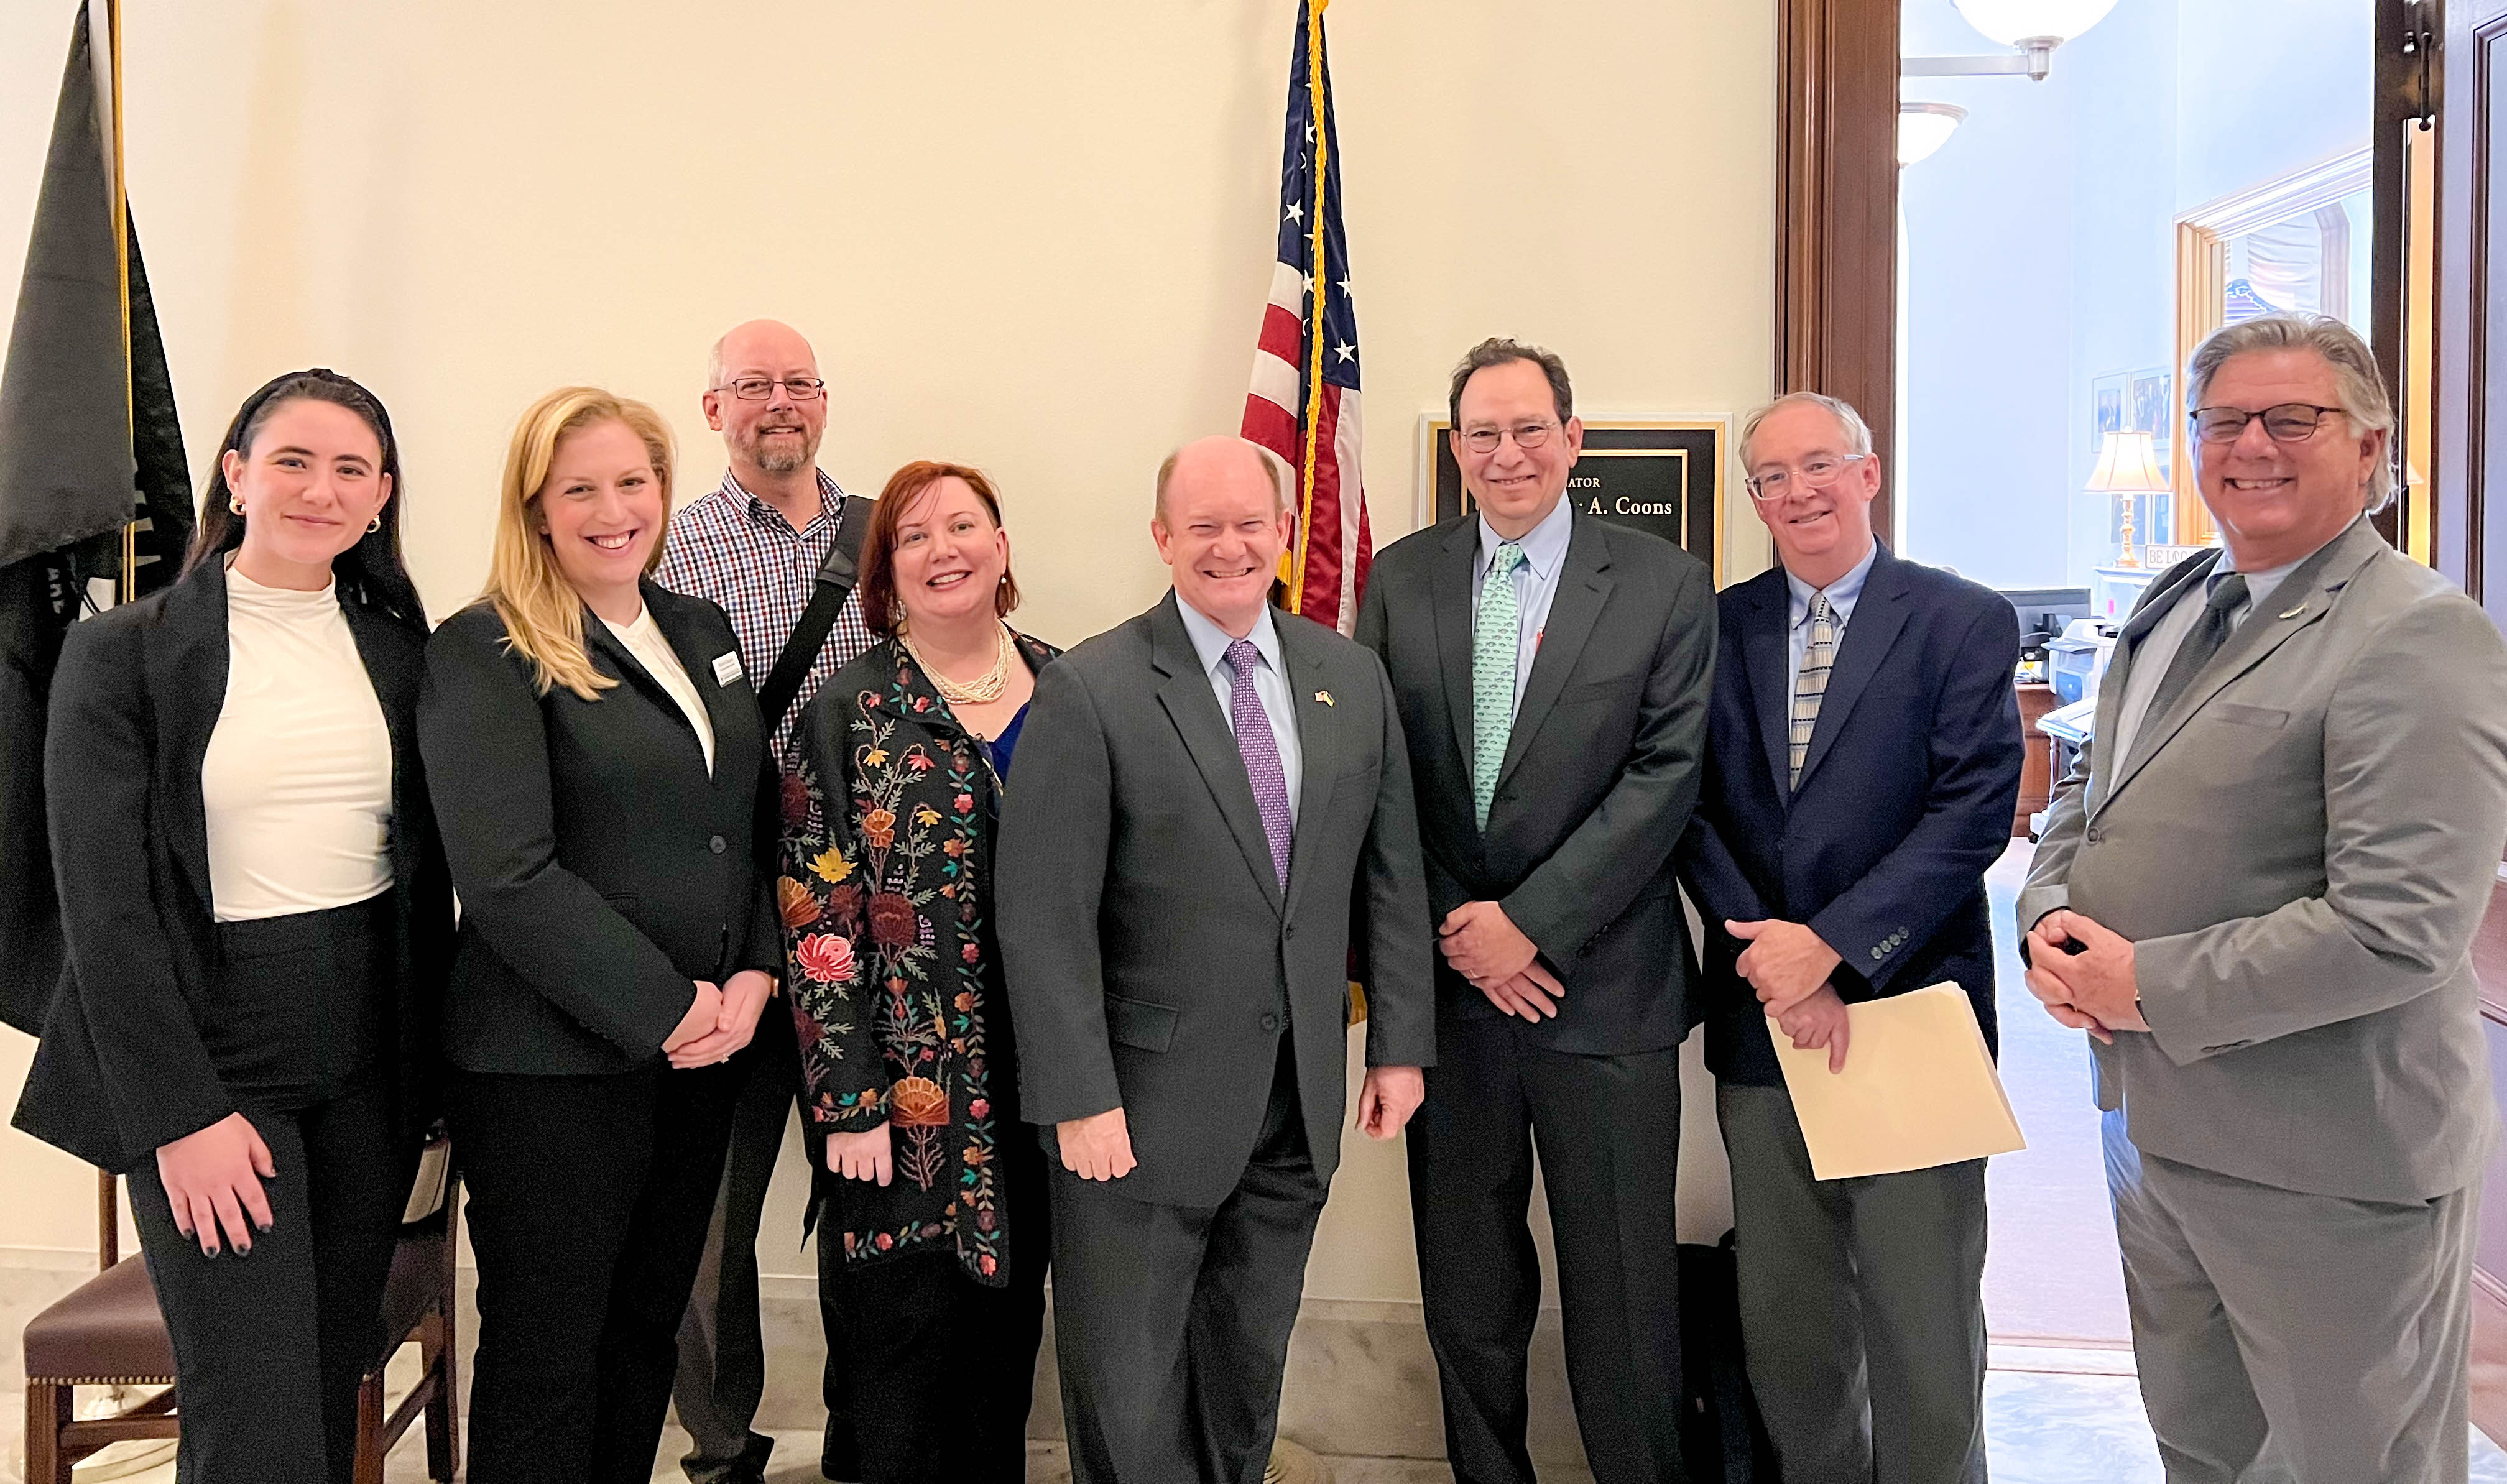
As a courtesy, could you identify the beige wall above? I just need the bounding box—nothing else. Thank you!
[0,1,1776,1294]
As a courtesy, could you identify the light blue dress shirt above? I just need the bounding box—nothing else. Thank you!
[1783,540,1880,698]
[1176,597,1304,826]
[1472,496,1576,718]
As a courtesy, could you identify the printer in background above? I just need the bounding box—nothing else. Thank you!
[2044,619,2119,706]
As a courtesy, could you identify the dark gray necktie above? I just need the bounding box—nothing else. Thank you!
[2142,573,2250,726]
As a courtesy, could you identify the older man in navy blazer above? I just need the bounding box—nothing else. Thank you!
[1680,392,2021,1483]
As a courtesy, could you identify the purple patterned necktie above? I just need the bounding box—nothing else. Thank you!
[1224,638,1293,887]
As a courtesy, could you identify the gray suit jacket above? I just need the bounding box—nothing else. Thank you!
[2019,520,2507,1201]
[997,593,1436,1209]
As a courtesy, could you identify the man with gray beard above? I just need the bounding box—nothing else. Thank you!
[657,318,875,1484]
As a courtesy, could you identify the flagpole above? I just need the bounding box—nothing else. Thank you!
[106,0,136,613]
[103,0,132,1275]
[1290,0,1331,617]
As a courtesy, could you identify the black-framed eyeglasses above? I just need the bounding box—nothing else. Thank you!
[2188,403,2341,445]
[712,377,826,401]
[1746,453,1867,500]
[1459,421,1559,454]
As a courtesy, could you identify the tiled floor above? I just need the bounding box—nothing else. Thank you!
[11,1374,2504,1483]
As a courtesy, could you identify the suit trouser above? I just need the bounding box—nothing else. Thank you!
[126,893,410,1484]
[670,1004,859,1483]
[2104,1110,2477,1484]
[448,1054,745,1484]
[818,1127,1050,1484]
[129,1081,409,1484]
[1717,1081,1988,1484]
[1407,1015,1687,1484]
[1048,1037,1327,1484]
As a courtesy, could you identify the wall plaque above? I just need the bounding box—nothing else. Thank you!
[1421,418,1726,584]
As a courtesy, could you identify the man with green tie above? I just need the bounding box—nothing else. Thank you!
[1356,339,1719,1483]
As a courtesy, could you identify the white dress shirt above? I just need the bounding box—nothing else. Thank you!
[1176,597,1304,826]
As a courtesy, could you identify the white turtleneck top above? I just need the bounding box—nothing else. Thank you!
[198,565,395,922]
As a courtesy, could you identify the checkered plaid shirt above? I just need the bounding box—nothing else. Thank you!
[655,468,874,767]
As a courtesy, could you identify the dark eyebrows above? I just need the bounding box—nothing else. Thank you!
[262,442,372,471]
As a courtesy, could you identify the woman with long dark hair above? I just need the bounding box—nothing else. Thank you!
[783,460,1055,1483]
[12,369,451,1484]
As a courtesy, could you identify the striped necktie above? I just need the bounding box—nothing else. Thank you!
[1789,591,1834,789]
[1472,542,1526,830]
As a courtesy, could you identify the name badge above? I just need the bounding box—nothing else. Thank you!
[711,652,744,687]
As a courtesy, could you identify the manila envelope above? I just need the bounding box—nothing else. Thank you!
[1769,982,2026,1180]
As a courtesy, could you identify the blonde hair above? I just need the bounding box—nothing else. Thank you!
[482,386,676,699]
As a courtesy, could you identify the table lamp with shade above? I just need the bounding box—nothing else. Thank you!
[2086,429,2169,568]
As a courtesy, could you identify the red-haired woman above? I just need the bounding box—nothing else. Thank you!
[781,461,1055,1483]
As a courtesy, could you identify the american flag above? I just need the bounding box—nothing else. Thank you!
[1240,0,1370,636]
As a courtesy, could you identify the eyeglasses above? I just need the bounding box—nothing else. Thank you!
[1746,453,1867,500]
[712,377,826,401]
[2188,403,2341,444]
[1459,421,1559,454]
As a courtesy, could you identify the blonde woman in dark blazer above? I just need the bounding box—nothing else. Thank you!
[418,387,780,1484]
[14,369,451,1484]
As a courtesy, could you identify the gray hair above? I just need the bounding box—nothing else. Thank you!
[2186,313,2397,512]
[1448,338,1574,427]
[1738,391,1875,469]
[705,333,727,392]
[1153,438,1296,523]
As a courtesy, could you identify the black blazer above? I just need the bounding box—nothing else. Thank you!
[418,580,781,1076]
[996,595,1436,1209]
[1357,508,1717,1056]
[11,560,452,1173]
[1679,545,2023,1085]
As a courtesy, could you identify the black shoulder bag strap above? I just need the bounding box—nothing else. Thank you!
[758,494,876,735]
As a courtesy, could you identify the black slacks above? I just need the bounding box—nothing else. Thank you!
[819,1126,1050,1484]
[1407,1015,1687,1484]
[447,1053,746,1484]
[1047,1036,1327,1484]
[126,895,410,1484]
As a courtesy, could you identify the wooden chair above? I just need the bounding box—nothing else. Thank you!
[21,1136,461,1484]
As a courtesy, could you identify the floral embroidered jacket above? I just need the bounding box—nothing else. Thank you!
[782,630,1058,1284]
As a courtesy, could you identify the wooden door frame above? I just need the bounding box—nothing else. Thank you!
[1778,0,1900,541]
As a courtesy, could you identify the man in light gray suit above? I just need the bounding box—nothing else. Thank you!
[997,436,1436,1483]
[2021,312,2507,1483]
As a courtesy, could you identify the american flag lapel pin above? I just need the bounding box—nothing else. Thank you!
[1316,690,1334,706]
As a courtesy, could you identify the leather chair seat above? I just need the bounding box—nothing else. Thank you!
[22,1257,175,1384]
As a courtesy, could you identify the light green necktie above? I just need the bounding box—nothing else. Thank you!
[1472,541,1526,829]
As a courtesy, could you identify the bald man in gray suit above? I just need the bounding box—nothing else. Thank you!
[2021,313,2507,1483]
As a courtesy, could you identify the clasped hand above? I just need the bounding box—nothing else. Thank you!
[1441,900,1565,1021]
[2023,909,2146,1043]
[662,969,775,1068]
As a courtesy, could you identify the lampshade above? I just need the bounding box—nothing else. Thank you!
[1952,0,2120,45]
[2085,430,2169,493]
[1899,103,1967,166]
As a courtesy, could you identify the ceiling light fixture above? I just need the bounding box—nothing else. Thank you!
[1903,0,2120,82]
[1898,102,1969,166]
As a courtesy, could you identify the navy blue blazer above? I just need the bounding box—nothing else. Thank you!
[1679,545,2023,1085]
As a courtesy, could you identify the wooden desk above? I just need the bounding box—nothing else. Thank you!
[2015,683,2058,837]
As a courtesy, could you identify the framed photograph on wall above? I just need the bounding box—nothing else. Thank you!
[2130,367,2175,542]
[1415,417,1725,584]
